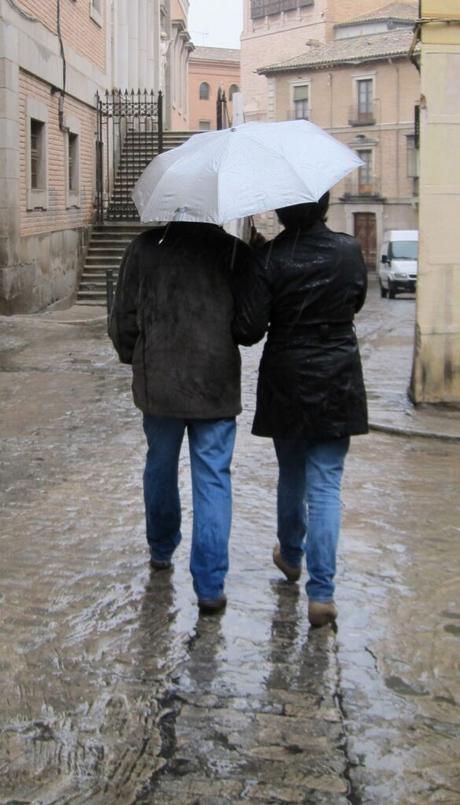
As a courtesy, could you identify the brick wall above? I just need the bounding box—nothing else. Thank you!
[18,0,57,33]
[19,70,96,237]
[241,0,327,120]
[18,0,106,73]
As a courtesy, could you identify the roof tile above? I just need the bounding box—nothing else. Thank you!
[191,46,240,63]
[259,29,415,73]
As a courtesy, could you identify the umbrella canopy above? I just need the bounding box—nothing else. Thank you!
[132,119,362,226]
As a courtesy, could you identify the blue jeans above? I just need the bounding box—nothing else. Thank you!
[143,415,236,601]
[273,437,350,603]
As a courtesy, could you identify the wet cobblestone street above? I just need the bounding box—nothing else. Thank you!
[1,284,459,804]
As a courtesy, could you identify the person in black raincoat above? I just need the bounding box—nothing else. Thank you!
[233,193,368,627]
[109,222,254,615]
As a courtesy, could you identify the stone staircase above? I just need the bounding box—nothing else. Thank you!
[77,130,198,306]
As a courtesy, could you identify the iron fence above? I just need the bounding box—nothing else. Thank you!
[95,89,163,222]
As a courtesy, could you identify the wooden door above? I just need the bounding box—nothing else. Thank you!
[354,212,376,270]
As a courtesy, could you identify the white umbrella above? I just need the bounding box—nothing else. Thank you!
[132,120,362,226]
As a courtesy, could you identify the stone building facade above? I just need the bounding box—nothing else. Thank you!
[257,4,420,263]
[241,0,407,122]
[411,0,460,403]
[189,47,240,131]
[0,0,192,314]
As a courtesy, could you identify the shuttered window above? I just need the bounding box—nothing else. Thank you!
[293,85,309,120]
[251,0,313,19]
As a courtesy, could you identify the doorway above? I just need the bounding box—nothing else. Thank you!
[354,212,377,270]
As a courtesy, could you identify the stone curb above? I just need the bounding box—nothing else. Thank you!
[369,421,460,442]
[14,313,107,326]
[45,316,107,326]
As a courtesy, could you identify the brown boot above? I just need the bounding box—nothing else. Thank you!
[272,544,301,582]
[198,594,227,616]
[308,600,338,627]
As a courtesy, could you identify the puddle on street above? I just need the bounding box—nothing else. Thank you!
[1,290,460,803]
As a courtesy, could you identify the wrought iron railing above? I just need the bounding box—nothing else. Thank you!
[348,104,376,126]
[342,176,382,197]
[217,88,231,129]
[95,89,163,222]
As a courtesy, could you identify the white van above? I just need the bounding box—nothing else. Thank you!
[379,230,418,298]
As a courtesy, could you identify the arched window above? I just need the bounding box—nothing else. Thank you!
[199,82,210,101]
[229,84,240,101]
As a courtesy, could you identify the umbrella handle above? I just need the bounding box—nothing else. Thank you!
[249,216,267,249]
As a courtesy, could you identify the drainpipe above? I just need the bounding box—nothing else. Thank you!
[56,0,69,132]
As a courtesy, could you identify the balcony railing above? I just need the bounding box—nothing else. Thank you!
[285,109,310,121]
[342,176,382,198]
[348,104,376,126]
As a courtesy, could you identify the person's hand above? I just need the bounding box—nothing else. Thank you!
[250,225,266,248]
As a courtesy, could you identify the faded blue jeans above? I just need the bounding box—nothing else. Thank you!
[273,437,350,603]
[143,415,236,601]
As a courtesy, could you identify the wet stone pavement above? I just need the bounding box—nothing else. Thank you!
[1,283,460,804]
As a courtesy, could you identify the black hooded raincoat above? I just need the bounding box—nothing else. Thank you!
[232,221,369,440]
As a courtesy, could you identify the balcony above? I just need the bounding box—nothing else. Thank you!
[348,104,376,127]
[341,176,382,199]
[285,109,310,121]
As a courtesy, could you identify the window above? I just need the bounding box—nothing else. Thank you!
[407,134,419,195]
[199,82,210,101]
[27,99,48,210]
[30,120,45,190]
[406,135,418,178]
[251,0,313,18]
[293,84,309,120]
[356,149,372,192]
[66,118,81,207]
[357,79,373,121]
[229,84,240,101]
[68,133,79,194]
[199,120,211,131]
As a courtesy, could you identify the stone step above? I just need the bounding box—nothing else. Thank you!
[77,131,192,302]
[82,266,120,274]
[76,293,107,305]
[85,259,124,268]
[81,274,119,284]
[87,245,128,252]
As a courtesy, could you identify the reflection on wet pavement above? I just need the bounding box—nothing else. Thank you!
[1,285,460,803]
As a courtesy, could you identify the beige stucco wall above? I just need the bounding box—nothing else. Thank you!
[265,56,419,247]
[411,1,460,403]
[240,0,418,121]
[189,58,240,131]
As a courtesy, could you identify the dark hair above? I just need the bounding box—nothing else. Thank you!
[276,191,330,231]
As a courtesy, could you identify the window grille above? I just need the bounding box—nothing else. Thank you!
[251,0,313,20]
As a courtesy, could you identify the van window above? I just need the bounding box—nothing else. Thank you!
[389,240,418,260]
